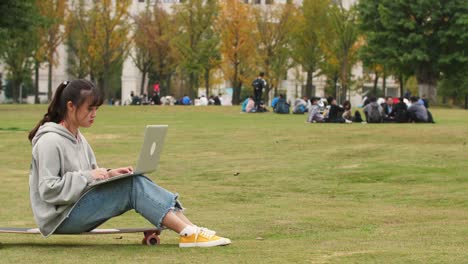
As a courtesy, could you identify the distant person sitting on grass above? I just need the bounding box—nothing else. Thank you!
[257,101,269,113]
[418,94,429,109]
[408,96,434,123]
[307,97,324,123]
[27,79,231,248]
[381,96,396,122]
[199,95,208,106]
[273,94,290,114]
[213,95,222,106]
[363,96,384,123]
[342,100,363,123]
[394,97,409,123]
[325,96,345,123]
[271,95,280,108]
[151,92,161,105]
[182,95,192,105]
[245,96,255,113]
[293,96,309,114]
[241,97,249,112]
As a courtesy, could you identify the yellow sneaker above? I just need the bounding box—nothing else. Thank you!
[179,227,231,248]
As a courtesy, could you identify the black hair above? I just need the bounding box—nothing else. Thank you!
[259,72,265,77]
[343,100,351,110]
[311,97,319,104]
[410,96,418,103]
[327,96,335,105]
[28,79,103,142]
[369,96,377,103]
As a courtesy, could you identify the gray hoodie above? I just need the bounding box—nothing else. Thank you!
[29,122,98,237]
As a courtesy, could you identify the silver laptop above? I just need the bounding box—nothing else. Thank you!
[89,125,168,187]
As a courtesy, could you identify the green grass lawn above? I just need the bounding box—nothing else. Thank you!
[0,105,467,263]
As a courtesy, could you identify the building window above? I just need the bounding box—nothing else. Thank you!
[254,0,261,4]
[265,0,274,4]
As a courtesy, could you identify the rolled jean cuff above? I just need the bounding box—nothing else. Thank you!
[156,193,184,229]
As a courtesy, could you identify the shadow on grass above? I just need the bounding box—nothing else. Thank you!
[0,241,178,249]
[0,127,28,132]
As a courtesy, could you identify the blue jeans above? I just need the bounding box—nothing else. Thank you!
[55,175,182,234]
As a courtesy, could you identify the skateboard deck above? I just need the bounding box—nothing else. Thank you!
[0,227,163,245]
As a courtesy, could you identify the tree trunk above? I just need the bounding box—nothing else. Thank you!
[465,95,468,110]
[164,73,172,96]
[399,74,404,98]
[204,68,210,97]
[416,73,438,104]
[373,71,379,96]
[98,76,106,99]
[146,77,150,97]
[232,65,240,105]
[232,62,241,105]
[12,79,20,103]
[35,61,40,104]
[333,74,338,99]
[140,71,147,96]
[305,69,314,98]
[189,72,196,98]
[264,83,270,105]
[340,57,349,104]
[47,62,53,101]
[417,82,437,104]
[382,72,387,97]
[102,67,110,99]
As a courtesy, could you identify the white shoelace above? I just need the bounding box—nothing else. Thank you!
[194,225,216,236]
[199,227,216,236]
[194,227,215,241]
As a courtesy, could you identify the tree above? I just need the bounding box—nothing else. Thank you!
[173,0,219,98]
[439,71,468,109]
[133,7,156,95]
[0,0,40,103]
[65,23,90,79]
[133,4,178,97]
[320,3,361,103]
[358,0,468,104]
[2,32,37,103]
[198,21,221,98]
[216,0,258,105]
[36,0,67,101]
[291,0,329,98]
[253,3,297,102]
[68,0,131,98]
[0,0,37,53]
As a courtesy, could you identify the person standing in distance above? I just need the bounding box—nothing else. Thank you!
[252,72,267,110]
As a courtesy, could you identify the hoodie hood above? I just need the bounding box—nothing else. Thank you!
[32,122,79,147]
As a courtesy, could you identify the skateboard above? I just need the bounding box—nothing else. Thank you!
[0,227,162,246]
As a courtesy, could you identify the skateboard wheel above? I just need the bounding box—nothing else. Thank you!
[143,233,160,246]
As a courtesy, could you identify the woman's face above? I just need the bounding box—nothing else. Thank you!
[73,99,98,128]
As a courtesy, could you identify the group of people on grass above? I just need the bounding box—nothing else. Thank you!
[123,91,224,106]
[305,95,434,124]
[246,93,434,124]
